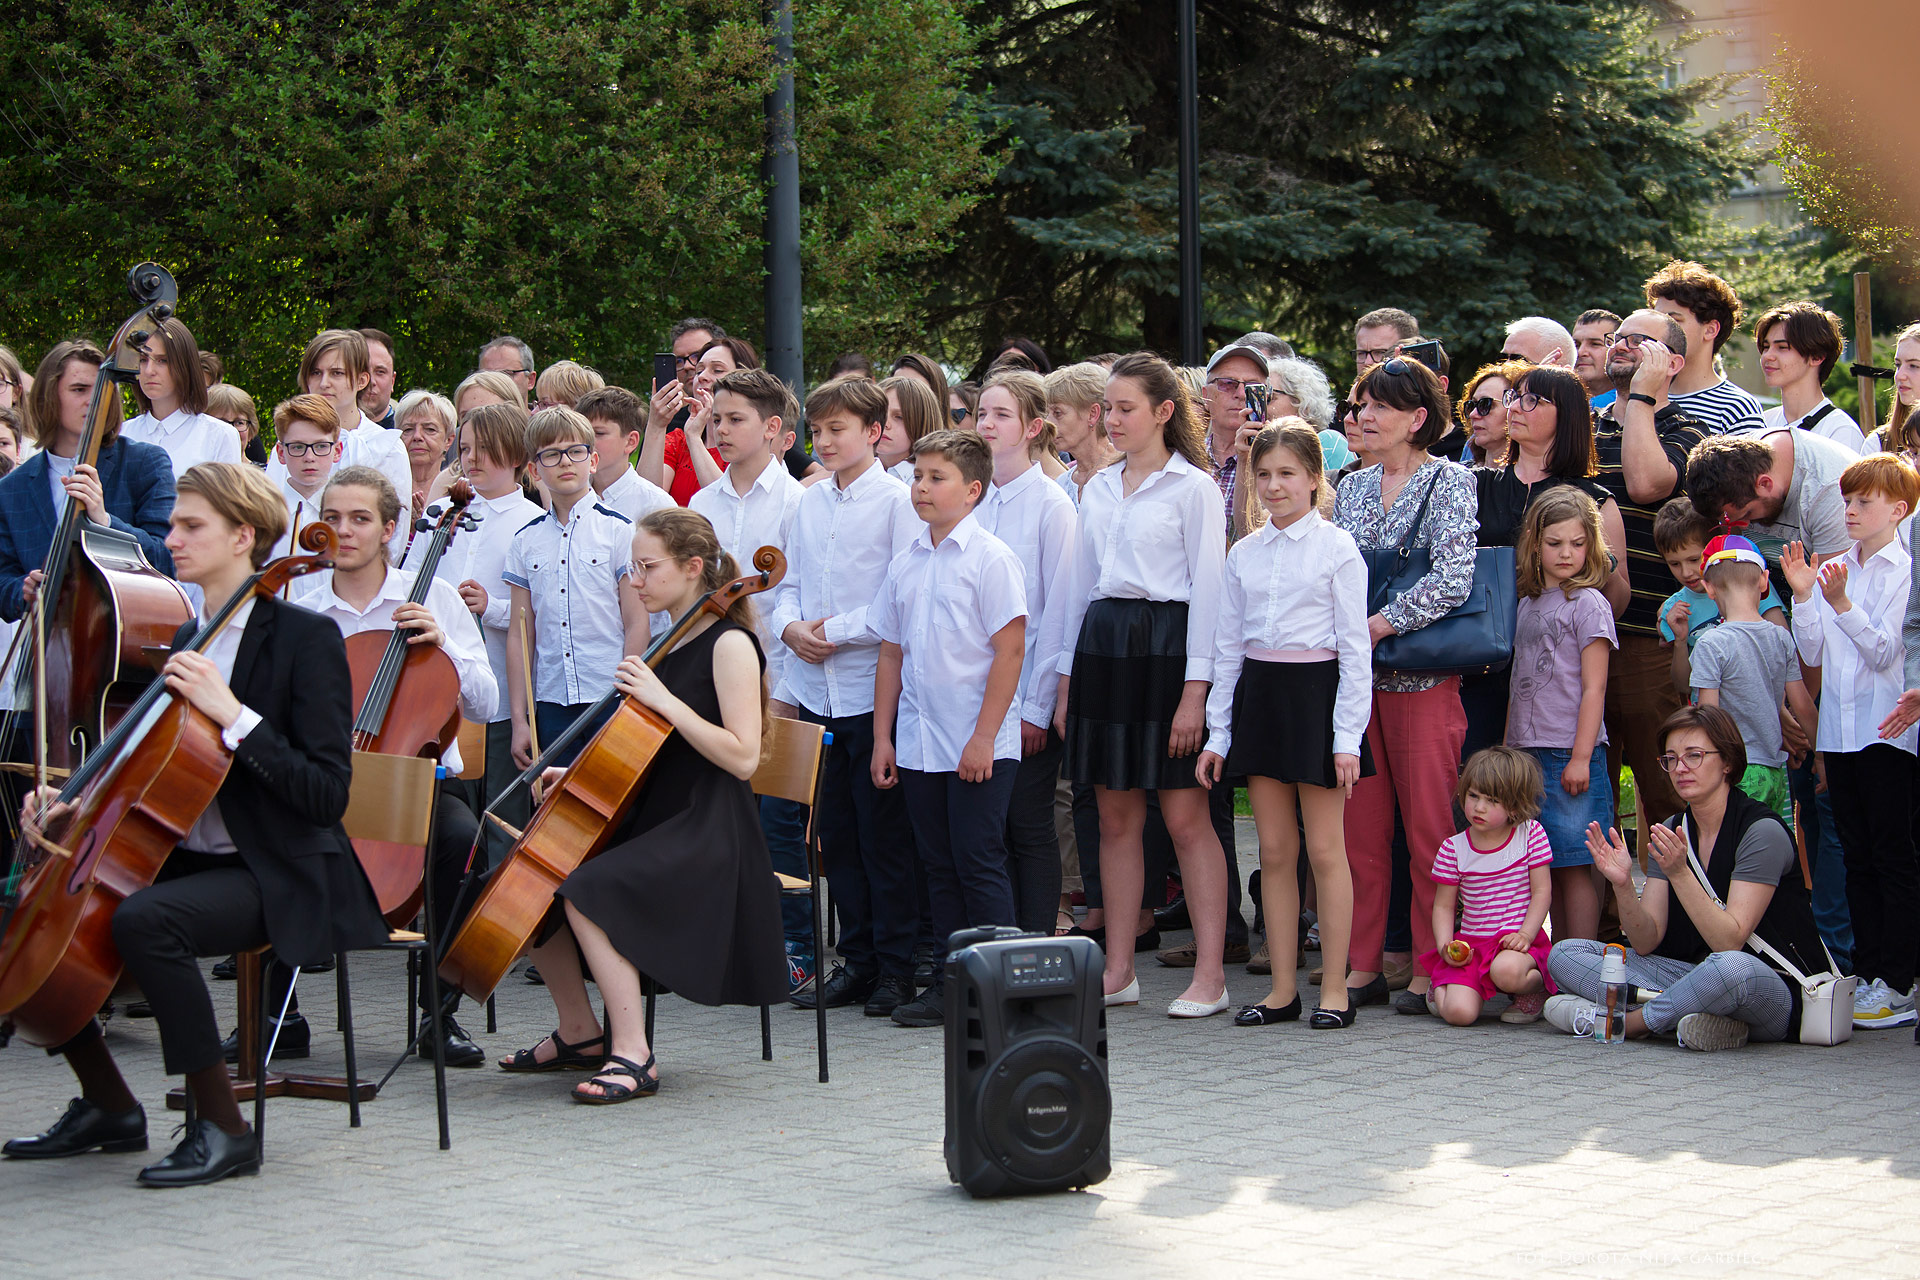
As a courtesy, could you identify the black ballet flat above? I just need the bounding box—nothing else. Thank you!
[1310,1005,1357,1029]
[1348,975,1390,1007]
[1232,996,1301,1026]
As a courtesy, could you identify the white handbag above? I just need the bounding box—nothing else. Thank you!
[1683,839,1855,1046]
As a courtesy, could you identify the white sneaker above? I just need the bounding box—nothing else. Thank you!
[1854,979,1918,1028]
[1676,1012,1750,1051]
[1853,978,1885,1014]
[1543,994,1596,1037]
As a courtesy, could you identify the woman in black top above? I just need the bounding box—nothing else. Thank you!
[1547,706,1829,1049]
[1461,366,1633,757]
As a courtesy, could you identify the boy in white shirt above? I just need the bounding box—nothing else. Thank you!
[771,376,921,1017]
[689,368,811,990]
[575,386,676,523]
[1752,301,1865,452]
[973,372,1078,936]
[122,317,244,477]
[267,329,412,511]
[406,402,543,860]
[503,407,650,769]
[265,394,342,559]
[871,430,1028,1028]
[1784,454,1920,1028]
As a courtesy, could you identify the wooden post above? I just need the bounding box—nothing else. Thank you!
[1856,269,1875,430]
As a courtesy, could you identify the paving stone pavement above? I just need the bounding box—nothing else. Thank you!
[4,821,1918,1280]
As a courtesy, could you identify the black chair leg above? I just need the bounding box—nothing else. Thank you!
[421,948,450,1151]
[406,951,419,1047]
[254,953,271,1157]
[813,867,828,1083]
[337,954,361,1129]
[644,976,656,1046]
[760,1004,772,1061]
[486,993,497,1035]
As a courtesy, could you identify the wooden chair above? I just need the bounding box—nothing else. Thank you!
[335,751,454,1149]
[641,715,832,1082]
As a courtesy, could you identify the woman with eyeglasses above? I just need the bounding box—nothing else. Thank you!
[1545,705,1829,1051]
[1329,356,1477,1014]
[206,383,268,467]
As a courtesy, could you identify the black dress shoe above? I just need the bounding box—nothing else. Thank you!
[417,1017,485,1068]
[1133,926,1161,954]
[136,1118,260,1187]
[1153,894,1191,932]
[1232,996,1301,1026]
[222,1012,310,1065]
[3,1098,147,1159]
[863,975,915,1018]
[891,983,945,1027]
[211,955,238,981]
[789,964,878,1010]
[1348,975,1390,1007]
[125,1001,154,1019]
[524,964,545,986]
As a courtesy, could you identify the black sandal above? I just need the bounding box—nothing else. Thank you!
[1310,1005,1356,1029]
[497,1028,607,1073]
[572,1055,659,1105]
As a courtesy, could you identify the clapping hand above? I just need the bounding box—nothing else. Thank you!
[1586,822,1634,888]
[1642,820,1691,878]
[1781,541,1817,602]
[1816,558,1851,611]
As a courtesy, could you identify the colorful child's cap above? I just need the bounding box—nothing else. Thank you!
[1700,533,1765,572]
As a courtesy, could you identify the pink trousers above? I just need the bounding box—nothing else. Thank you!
[1343,680,1466,973]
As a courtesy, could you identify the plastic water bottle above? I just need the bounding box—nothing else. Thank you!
[1596,943,1629,1044]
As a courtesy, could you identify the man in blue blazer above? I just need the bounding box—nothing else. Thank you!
[0,340,175,622]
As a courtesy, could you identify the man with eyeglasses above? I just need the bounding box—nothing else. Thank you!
[1591,308,1712,830]
[1572,309,1621,411]
[1353,307,1420,372]
[477,336,537,409]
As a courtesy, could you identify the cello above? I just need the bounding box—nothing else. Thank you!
[342,480,477,924]
[3,264,194,772]
[0,525,337,1049]
[437,546,784,1002]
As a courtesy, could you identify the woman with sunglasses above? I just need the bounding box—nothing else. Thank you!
[1457,361,1523,467]
[1544,705,1828,1051]
[1330,356,1477,1014]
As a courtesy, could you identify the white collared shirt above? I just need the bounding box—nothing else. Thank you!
[123,407,245,478]
[181,598,264,855]
[690,460,805,690]
[1791,536,1916,755]
[889,459,915,485]
[267,480,329,562]
[403,487,544,724]
[1203,511,1372,759]
[869,514,1028,771]
[269,412,412,513]
[502,501,634,705]
[767,460,918,718]
[290,566,497,771]
[596,465,677,524]
[1055,453,1227,681]
[977,464,1078,728]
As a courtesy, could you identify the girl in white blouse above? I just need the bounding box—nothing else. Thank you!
[1198,422,1369,1029]
[1052,352,1232,1017]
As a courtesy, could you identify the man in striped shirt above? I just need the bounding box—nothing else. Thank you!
[1591,308,1711,828]
[1645,259,1764,434]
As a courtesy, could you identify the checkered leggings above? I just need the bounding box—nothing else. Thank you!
[1547,939,1793,1042]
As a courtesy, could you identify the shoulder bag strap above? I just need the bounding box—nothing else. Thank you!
[1389,467,1443,559]
[1681,827,1837,983]
[1799,402,1837,433]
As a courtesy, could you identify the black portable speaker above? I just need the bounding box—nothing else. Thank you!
[943,926,1110,1198]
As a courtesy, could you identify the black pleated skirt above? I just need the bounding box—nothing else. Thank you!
[1063,598,1199,791]
[1224,658,1376,790]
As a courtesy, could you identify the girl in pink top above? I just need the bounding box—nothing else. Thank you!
[1421,747,1556,1025]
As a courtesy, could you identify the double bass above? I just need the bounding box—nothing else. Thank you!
[0,526,338,1048]
[342,482,477,923]
[437,547,784,1002]
[3,264,193,771]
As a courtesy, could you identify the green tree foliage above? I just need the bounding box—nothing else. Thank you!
[935,0,1774,378]
[0,0,992,397]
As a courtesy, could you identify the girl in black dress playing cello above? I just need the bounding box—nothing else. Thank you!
[500,508,786,1102]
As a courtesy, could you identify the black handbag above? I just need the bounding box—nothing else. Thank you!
[1360,470,1516,676]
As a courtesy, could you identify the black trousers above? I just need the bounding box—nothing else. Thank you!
[111,849,271,1076]
[424,779,481,1011]
[801,707,919,980]
[901,765,1019,981]
[1825,744,1920,992]
[1005,734,1065,935]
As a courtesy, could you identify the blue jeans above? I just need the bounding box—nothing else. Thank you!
[1790,759,1853,968]
[760,795,814,946]
[535,700,617,769]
